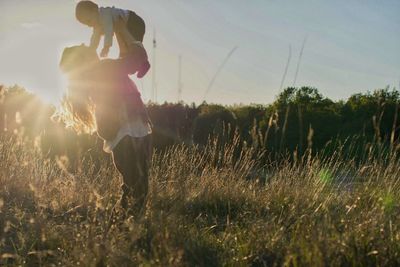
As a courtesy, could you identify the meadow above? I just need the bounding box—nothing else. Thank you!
[1,0,399,265]
[0,130,399,266]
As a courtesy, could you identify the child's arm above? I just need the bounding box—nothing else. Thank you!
[99,8,114,57]
[89,27,102,50]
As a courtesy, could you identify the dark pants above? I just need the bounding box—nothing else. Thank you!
[117,11,150,78]
[118,11,146,59]
[127,11,145,42]
[112,135,152,211]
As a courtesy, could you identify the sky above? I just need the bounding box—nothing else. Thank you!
[0,0,399,105]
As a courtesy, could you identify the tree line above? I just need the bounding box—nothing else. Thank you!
[0,84,398,165]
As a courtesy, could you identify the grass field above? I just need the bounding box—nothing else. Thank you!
[0,134,399,266]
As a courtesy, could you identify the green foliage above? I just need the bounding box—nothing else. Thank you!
[318,168,334,184]
[193,104,237,145]
[341,87,399,140]
[147,102,198,148]
[0,84,398,162]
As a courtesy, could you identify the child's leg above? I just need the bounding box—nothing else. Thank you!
[117,41,149,77]
[127,11,145,42]
[125,11,150,78]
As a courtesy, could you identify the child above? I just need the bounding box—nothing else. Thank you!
[75,1,150,78]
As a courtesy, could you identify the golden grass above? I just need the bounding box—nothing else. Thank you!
[0,134,399,266]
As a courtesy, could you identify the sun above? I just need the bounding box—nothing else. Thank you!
[28,70,68,108]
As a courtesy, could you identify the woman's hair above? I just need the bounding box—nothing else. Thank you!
[55,45,99,134]
[75,1,99,24]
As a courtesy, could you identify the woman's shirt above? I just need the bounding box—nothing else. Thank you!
[103,108,152,153]
[90,59,152,151]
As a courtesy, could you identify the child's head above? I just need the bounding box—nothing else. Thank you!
[75,1,99,27]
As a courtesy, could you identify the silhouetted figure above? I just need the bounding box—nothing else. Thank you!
[59,45,152,213]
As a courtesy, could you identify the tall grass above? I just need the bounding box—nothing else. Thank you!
[0,132,399,266]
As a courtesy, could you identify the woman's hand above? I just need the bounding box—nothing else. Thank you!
[100,47,110,58]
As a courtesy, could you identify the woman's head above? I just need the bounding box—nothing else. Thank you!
[60,44,99,75]
[57,45,100,134]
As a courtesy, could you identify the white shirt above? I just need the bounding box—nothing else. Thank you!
[103,118,152,153]
[102,104,152,153]
[90,7,134,50]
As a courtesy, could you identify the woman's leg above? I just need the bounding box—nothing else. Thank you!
[112,135,152,212]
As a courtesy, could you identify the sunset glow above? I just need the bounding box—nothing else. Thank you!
[1,0,399,105]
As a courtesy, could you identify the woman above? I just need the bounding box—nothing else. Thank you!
[58,44,152,212]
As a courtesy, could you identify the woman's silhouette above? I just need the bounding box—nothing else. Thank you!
[58,45,152,213]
